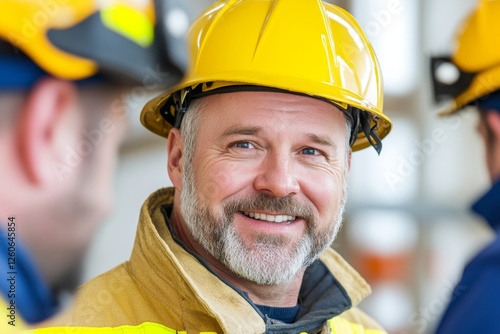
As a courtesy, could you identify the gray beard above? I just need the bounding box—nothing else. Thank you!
[179,162,348,285]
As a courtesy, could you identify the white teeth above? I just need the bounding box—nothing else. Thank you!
[242,211,296,224]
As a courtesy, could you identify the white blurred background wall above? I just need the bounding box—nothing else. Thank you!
[83,1,496,333]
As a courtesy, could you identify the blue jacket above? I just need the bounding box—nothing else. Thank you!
[435,180,500,333]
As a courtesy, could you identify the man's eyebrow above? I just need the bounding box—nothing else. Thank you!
[218,128,338,150]
[307,134,337,150]
[220,126,262,138]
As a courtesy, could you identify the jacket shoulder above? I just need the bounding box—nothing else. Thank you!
[46,262,141,327]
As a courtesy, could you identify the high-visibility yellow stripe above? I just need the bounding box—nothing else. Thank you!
[100,3,154,48]
[28,318,386,333]
[329,317,387,334]
[27,322,176,334]
[27,322,220,334]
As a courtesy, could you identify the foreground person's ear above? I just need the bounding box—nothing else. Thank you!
[17,77,80,186]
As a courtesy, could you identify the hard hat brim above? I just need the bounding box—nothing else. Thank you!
[140,76,392,152]
[439,62,500,116]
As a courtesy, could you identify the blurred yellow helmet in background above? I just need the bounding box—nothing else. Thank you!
[0,0,187,86]
[141,0,392,152]
[431,0,500,115]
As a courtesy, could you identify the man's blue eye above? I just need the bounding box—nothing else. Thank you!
[301,148,318,155]
[235,142,252,149]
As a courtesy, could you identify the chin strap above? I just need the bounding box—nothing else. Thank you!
[345,106,383,155]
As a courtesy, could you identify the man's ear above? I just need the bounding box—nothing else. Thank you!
[167,127,185,191]
[17,77,81,185]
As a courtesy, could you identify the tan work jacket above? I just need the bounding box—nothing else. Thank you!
[33,188,386,334]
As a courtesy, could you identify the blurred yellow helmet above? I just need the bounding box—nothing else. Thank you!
[141,0,392,153]
[0,0,187,87]
[431,0,500,115]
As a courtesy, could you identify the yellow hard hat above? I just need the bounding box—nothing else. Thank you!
[431,0,500,115]
[141,0,392,153]
[0,0,186,86]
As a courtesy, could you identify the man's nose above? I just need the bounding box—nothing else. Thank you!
[253,151,300,198]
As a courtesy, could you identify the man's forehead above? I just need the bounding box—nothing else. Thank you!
[205,90,336,103]
[197,91,344,126]
[194,91,347,144]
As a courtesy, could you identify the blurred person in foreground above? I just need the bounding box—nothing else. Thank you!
[0,0,184,330]
[36,1,393,333]
[431,0,500,333]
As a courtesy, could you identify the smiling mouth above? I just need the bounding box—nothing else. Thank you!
[241,211,296,224]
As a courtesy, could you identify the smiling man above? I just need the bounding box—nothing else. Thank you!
[38,1,392,333]
[170,92,351,295]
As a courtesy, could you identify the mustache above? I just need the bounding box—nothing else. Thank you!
[223,194,314,221]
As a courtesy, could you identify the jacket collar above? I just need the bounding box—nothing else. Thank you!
[129,188,372,333]
[472,179,500,232]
